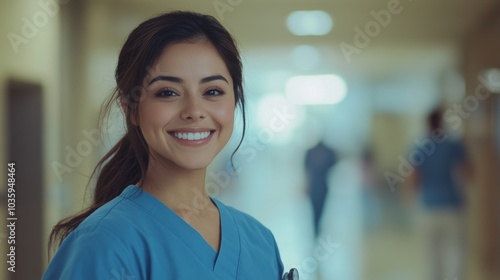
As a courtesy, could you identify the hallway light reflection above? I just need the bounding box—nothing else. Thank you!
[255,93,305,144]
[285,75,347,105]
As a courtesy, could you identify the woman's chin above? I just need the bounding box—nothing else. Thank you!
[173,158,214,171]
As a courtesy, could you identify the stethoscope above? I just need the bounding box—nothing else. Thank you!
[282,268,299,280]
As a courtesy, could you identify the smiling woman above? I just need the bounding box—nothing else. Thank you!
[138,42,235,172]
[42,11,284,280]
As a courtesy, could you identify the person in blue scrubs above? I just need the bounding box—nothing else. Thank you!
[410,108,470,280]
[43,11,284,279]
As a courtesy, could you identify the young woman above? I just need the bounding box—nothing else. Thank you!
[43,11,284,279]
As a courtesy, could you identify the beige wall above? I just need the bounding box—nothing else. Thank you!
[56,1,129,215]
[0,0,61,276]
[0,1,123,274]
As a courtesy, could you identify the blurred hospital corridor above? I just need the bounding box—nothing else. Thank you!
[1,0,500,279]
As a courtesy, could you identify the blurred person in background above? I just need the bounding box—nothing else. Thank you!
[409,107,471,280]
[305,140,337,238]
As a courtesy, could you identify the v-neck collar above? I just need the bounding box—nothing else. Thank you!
[212,198,240,278]
[120,185,240,278]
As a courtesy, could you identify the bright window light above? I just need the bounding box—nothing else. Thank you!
[285,75,347,105]
[287,10,333,36]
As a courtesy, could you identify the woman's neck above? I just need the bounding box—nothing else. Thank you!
[138,159,213,217]
[139,158,221,252]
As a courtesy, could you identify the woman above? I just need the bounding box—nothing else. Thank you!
[43,11,284,279]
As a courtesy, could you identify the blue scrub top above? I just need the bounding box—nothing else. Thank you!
[43,185,284,279]
[415,139,466,209]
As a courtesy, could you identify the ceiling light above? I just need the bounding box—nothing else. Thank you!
[285,74,347,105]
[287,10,333,36]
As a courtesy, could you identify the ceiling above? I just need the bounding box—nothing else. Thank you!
[94,0,496,81]
[103,0,495,45]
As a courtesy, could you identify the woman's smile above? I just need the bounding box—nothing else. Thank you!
[168,128,216,146]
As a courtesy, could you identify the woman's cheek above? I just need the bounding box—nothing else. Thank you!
[143,102,175,126]
[215,103,235,127]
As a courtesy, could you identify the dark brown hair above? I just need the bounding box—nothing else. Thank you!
[428,107,443,131]
[49,11,246,250]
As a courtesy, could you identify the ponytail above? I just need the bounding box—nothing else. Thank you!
[48,124,148,252]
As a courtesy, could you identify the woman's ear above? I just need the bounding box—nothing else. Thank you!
[121,98,139,126]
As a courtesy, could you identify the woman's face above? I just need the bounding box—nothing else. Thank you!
[137,41,235,171]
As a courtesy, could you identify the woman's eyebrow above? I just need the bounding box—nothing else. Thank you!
[148,75,183,85]
[148,74,229,86]
[200,75,229,84]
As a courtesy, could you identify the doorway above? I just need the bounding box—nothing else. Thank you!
[6,80,44,279]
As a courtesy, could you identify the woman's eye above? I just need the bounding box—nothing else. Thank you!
[205,88,224,96]
[155,89,177,98]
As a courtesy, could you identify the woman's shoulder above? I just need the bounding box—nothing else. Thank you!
[43,196,141,280]
[77,197,133,232]
[68,190,150,245]
[47,193,146,267]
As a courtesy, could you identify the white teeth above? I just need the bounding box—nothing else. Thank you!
[173,131,211,140]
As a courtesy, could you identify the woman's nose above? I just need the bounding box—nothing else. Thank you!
[180,96,206,121]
